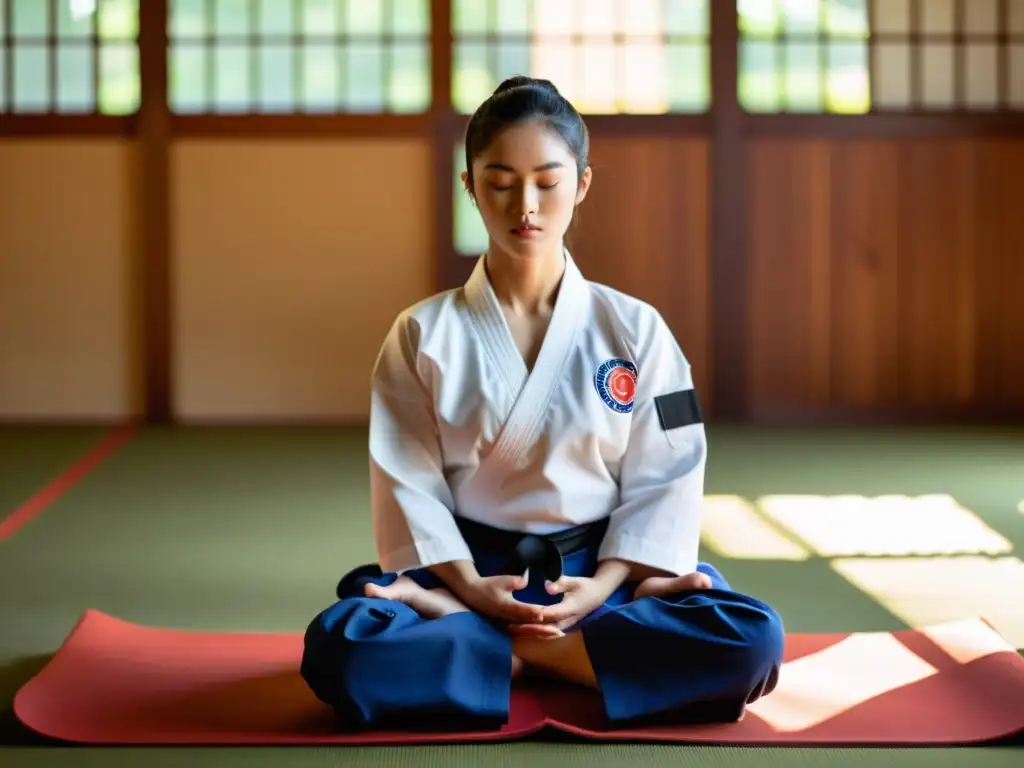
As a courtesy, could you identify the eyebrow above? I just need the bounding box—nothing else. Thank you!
[483,162,565,172]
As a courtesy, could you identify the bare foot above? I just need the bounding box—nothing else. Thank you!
[366,576,526,679]
[364,575,470,619]
[634,571,712,600]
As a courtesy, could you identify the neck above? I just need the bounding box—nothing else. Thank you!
[485,243,566,315]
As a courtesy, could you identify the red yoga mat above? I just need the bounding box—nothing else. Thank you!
[14,609,1024,746]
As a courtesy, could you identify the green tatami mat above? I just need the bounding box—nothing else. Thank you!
[701,424,1024,640]
[1,744,1023,768]
[0,426,113,520]
[1,424,1023,768]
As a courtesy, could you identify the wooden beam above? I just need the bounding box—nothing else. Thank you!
[745,112,1024,138]
[431,0,458,293]
[709,0,748,421]
[0,115,136,136]
[171,113,431,137]
[138,0,172,423]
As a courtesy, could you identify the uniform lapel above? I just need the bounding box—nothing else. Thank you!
[464,250,590,479]
[464,256,529,410]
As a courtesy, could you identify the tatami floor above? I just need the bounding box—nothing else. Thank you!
[1,424,1022,767]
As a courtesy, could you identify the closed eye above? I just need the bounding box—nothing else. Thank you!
[488,182,560,191]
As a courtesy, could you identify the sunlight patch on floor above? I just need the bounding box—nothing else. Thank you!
[754,494,1013,557]
[700,495,811,560]
[830,555,1024,649]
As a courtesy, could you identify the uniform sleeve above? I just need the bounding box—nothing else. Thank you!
[368,315,474,574]
[597,311,707,577]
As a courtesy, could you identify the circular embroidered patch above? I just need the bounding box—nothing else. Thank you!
[595,358,638,413]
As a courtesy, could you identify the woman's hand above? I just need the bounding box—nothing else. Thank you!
[455,573,547,624]
[509,564,627,638]
[506,576,613,638]
[429,560,545,624]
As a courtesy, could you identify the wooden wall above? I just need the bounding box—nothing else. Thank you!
[3,0,1023,426]
[549,133,1024,423]
[570,137,712,411]
[0,138,435,424]
[2,131,1021,425]
[0,140,142,421]
[747,138,1024,419]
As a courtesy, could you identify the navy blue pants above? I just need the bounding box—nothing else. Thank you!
[301,543,784,730]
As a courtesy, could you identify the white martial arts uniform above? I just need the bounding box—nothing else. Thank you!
[368,250,706,579]
[301,251,783,731]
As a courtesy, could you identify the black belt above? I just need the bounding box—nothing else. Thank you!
[454,515,609,583]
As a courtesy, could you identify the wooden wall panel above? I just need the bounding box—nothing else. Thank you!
[0,140,141,421]
[569,137,711,413]
[892,141,977,408]
[746,138,1024,418]
[172,140,433,423]
[747,140,833,411]
[828,140,902,409]
[975,141,1024,407]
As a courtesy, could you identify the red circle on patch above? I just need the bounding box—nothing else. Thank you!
[607,367,636,404]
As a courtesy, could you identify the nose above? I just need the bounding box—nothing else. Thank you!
[516,182,540,216]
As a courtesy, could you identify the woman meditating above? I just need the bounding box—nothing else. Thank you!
[301,76,784,730]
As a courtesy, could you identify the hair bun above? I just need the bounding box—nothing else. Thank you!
[493,75,560,96]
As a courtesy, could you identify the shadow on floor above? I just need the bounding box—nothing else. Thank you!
[1,654,54,745]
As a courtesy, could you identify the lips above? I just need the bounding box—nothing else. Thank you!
[512,224,542,236]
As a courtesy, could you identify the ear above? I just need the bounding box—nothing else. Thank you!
[460,170,471,195]
[574,166,593,206]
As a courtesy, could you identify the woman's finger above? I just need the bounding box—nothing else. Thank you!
[544,577,574,595]
[508,623,564,639]
[496,595,545,623]
[493,575,528,592]
[555,615,581,631]
[539,596,581,624]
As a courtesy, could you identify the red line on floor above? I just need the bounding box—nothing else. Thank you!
[0,424,138,543]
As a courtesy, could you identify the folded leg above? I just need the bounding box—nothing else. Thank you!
[300,566,515,730]
[579,563,785,724]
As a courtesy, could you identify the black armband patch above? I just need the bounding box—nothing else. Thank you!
[654,388,702,431]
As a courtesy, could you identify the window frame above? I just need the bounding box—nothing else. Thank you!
[0,2,1020,132]
[0,0,140,135]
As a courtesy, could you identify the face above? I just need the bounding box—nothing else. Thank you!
[462,120,592,259]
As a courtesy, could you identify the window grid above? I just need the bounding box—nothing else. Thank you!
[451,0,711,115]
[872,0,1022,110]
[2,1,1022,123]
[167,0,432,115]
[739,0,872,113]
[738,0,1024,114]
[0,0,140,115]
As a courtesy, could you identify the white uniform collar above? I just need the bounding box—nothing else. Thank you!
[463,248,588,394]
[465,248,582,314]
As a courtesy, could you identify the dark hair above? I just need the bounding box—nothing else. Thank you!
[463,76,589,193]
